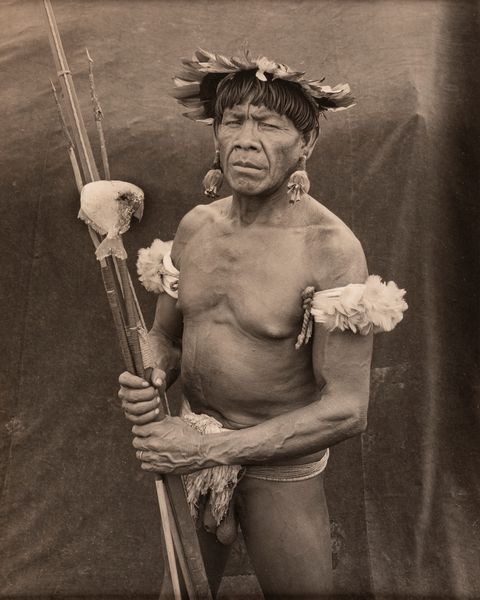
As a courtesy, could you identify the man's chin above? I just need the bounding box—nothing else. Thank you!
[229,178,270,197]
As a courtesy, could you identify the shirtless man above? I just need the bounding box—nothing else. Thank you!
[119,54,374,598]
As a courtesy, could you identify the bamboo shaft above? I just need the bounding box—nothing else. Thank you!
[115,258,183,598]
[44,0,99,183]
[115,257,145,377]
[156,479,182,600]
[43,4,209,597]
[164,481,196,599]
[100,264,135,374]
[50,79,84,193]
[86,48,111,180]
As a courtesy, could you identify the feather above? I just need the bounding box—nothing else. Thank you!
[172,47,356,122]
[195,47,217,62]
[136,239,173,294]
[172,78,201,93]
[310,276,408,335]
[182,107,210,120]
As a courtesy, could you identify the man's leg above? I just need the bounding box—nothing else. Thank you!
[196,521,232,597]
[159,495,231,599]
[236,472,333,598]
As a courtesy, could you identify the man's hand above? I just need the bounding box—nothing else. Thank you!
[118,368,166,424]
[132,418,207,475]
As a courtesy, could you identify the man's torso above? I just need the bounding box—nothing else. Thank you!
[175,196,357,435]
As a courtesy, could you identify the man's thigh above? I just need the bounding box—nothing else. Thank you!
[235,472,333,598]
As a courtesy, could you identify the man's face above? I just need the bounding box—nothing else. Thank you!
[216,102,307,197]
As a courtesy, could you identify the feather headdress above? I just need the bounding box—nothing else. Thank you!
[173,47,355,124]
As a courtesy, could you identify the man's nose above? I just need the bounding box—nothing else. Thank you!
[233,122,261,151]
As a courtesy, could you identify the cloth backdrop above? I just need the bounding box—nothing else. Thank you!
[1,1,479,598]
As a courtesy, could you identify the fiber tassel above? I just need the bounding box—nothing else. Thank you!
[181,410,242,525]
[287,155,310,205]
[203,150,223,199]
[295,286,315,349]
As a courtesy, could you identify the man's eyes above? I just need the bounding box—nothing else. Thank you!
[223,120,279,129]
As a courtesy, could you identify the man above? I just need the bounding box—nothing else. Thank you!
[118,49,406,598]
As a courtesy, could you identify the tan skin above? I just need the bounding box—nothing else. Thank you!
[118,102,372,597]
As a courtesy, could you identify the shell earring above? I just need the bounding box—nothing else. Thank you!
[287,155,310,205]
[203,149,223,199]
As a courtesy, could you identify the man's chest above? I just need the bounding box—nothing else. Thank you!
[177,226,312,338]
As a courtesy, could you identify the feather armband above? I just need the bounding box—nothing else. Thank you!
[296,275,407,347]
[136,239,179,299]
[311,275,407,335]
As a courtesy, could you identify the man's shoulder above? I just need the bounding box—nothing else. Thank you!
[171,197,230,266]
[178,197,227,232]
[304,196,367,288]
[304,195,363,251]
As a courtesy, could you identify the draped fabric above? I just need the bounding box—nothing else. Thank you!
[1,1,479,597]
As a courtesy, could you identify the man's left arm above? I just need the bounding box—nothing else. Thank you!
[203,328,372,466]
[133,328,372,471]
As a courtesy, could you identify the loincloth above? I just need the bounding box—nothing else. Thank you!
[244,450,329,482]
[181,403,329,525]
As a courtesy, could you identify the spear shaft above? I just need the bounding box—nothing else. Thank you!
[86,48,111,180]
[44,0,98,183]
[42,2,211,598]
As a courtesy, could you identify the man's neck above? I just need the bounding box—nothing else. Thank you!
[229,184,291,226]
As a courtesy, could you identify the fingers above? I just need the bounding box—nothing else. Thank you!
[118,371,150,389]
[123,398,159,416]
[132,429,156,446]
[118,386,157,403]
[131,423,156,437]
[132,436,154,451]
[135,450,180,475]
[140,462,156,472]
[151,367,166,390]
[136,449,157,461]
[124,408,160,425]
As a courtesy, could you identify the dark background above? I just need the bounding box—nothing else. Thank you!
[1,1,479,598]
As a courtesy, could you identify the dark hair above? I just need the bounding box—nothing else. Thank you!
[211,70,320,136]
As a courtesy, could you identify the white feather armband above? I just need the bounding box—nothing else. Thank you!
[310,275,408,335]
[136,239,179,298]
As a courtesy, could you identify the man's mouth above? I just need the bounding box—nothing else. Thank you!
[232,160,263,170]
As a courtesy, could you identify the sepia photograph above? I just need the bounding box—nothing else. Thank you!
[0,1,479,598]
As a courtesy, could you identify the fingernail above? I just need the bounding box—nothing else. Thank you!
[155,408,160,414]
[156,398,160,405]
[142,381,149,387]
[155,378,162,386]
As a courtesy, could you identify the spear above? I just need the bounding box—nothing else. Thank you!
[43,2,211,598]
[86,48,111,180]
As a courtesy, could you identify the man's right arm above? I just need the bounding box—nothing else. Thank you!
[118,203,213,424]
[147,292,183,389]
[118,288,183,425]
[148,201,216,386]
